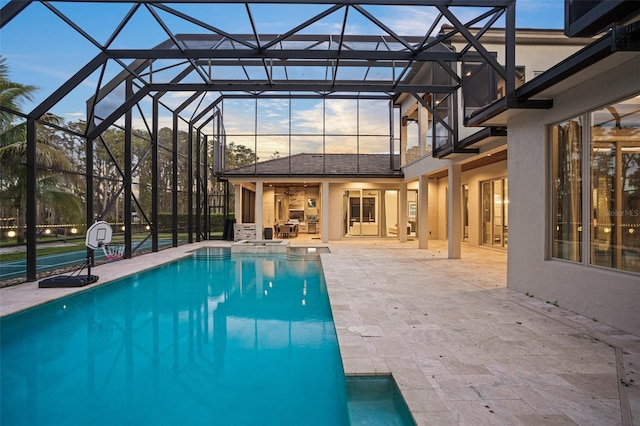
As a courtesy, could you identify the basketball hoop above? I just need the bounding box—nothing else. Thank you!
[86,221,123,262]
[86,221,113,250]
[102,244,124,262]
[39,220,112,288]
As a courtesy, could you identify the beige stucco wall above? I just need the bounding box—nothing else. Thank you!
[507,55,640,336]
[329,183,345,241]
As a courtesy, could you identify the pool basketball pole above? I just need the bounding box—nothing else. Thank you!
[38,221,113,288]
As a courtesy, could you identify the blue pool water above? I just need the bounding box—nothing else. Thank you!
[1,250,350,425]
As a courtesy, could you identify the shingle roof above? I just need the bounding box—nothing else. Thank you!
[222,153,403,177]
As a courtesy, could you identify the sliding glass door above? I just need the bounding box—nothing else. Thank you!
[344,189,379,237]
[482,178,508,248]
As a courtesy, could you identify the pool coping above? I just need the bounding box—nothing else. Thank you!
[231,239,289,253]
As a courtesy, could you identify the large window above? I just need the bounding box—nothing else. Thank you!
[550,95,640,273]
[222,98,394,175]
[591,100,640,272]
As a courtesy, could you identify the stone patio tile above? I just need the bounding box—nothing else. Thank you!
[510,386,565,415]
[369,335,413,358]
[533,385,622,425]
[338,343,370,359]
[342,357,376,375]
[384,356,421,371]
[556,373,619,399]
[415,357,451,376]
[428,374,486,401]
[402,388,450,412]
[444,399,522,425]
[412,410,459,426]
[391,368,432,390]
[370,356,390,373]
[439,357,493,376]
[514,414,579,425]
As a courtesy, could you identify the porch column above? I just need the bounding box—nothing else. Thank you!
[418,174,429,249]
[321,181,329,243]
[448,163,462,259]
[399,182,408,243]
[255,181,263,240]
[234,184,242,223]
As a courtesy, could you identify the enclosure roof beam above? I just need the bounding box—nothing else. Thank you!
[0,0,33,29]
[86,87,151,140]
[40,0,513,6]
[105,49,459,62]
[148,82,458,93]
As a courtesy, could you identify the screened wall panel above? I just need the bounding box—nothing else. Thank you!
[177,191,189,245]
[256,135,289,168]
[325,100,357,135]
[359,136,391,155]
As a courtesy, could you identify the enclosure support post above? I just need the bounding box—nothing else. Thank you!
[152,96,159,252]
[172,112,179,247]
[26,119,37,281]
[188,124,194,243]
[124,78,133,259]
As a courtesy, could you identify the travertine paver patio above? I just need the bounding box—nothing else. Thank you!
[321,240,639,426]
[1,239,638,425]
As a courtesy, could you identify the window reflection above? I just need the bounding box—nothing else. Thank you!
[549,94,640,273]
[590,100,640,272]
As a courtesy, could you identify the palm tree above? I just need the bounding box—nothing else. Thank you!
[0,57,82,243]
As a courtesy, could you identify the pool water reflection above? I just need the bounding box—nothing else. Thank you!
[1,251,350,425]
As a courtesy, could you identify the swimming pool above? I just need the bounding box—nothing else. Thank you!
[1,249,350,425]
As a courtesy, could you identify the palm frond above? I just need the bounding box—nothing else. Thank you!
[0,121,26,147]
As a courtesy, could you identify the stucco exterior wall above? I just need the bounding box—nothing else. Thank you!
[436,178,448,240]
[507,55,640,335]
[329,183,346,241]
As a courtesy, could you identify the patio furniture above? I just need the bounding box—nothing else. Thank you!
[275,223,298,238]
